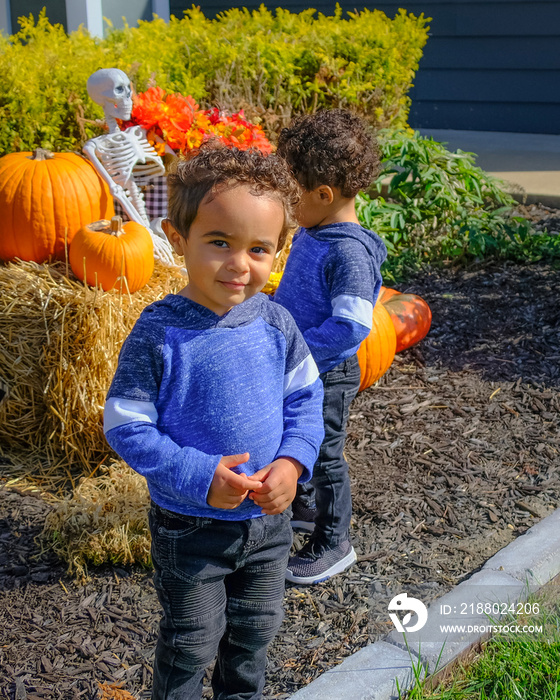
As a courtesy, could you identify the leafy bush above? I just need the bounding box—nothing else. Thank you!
[0,6,428,154]
[0,15,112,152]
[357,131,560,281]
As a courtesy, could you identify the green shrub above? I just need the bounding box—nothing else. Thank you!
[0,5,429,154]
[357,130,560,281]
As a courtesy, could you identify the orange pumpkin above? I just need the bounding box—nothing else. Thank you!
[0,149,114,263]
[378,285,401,304]
[381,289,432,353]
[356,300,397,392]
[69,216,154,293]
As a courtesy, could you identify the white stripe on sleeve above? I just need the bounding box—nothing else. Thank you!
[104,397,159,433]
[331,294,373,329]
[283,355,319,399]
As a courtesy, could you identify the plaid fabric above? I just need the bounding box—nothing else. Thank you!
[114,176,168,222]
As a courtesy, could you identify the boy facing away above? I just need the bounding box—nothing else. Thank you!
[274,109,387,585]
[103,146,325,699]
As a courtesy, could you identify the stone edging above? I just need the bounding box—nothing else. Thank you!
[289,508,560,700]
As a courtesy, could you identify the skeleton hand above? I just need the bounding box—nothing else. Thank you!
[149,230,176,267]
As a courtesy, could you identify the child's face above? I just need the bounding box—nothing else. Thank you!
[166,185,283,316]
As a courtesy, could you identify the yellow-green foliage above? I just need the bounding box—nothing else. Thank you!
[0,5,429,154]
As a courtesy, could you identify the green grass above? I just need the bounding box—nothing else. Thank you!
[402,592,560,700]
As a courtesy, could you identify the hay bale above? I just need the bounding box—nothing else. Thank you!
[42,459,151,580]
[0,230,293,474]
[0,259,184,470]
[2,235,295,577]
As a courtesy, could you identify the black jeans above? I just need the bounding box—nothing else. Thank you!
[297,353,361,545]
[149,504,293,700]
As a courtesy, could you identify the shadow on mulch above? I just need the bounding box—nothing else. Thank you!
[416,261,560,387]
[1,259,559,700]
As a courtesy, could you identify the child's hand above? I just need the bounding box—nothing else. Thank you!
[207,453,262,509]
[248,457,303,515]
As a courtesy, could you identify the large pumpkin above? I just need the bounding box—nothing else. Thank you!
[69,216,154,293]
[356,300,397,392]
[379,286,432,353]
[0,149,114,263]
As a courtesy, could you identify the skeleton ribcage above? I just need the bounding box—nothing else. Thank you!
[97,128,165,188]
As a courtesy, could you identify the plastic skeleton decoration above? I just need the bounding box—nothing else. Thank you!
[83,68,175,265]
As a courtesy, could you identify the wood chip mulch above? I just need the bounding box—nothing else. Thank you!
[1,253,559,699]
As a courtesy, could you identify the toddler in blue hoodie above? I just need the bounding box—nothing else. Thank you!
[104,146,324,699]
[274,110,387,585]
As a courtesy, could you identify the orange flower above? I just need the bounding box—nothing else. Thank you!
[131,86,167,130]
[123,88,273,156]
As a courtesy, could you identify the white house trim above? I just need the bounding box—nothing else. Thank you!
[65,0,104,37]
[0,0,11,36]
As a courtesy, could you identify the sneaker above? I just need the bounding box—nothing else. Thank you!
[290,501,317,532]
[286,538,357,585]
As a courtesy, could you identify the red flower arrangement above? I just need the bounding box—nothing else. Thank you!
[120,86,273,156]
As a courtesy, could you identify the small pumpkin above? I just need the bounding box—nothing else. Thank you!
[356,300,397,392]
[0,149,114,263]
[380,287,432,353]
[262,271,283,295]
[69,216,154,293]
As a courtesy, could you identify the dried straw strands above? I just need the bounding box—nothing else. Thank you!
[43,459,151,580]
[0,259,184,472]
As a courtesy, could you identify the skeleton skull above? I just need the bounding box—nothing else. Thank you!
[87,68,133,121]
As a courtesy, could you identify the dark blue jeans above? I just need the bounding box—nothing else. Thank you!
[149,504,292,700]
[298,353,361,545]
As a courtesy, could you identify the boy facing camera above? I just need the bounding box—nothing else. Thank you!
[104,146,324,699]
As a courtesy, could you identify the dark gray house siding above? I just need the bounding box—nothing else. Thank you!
[9,0,152,34]
[10,0,67,30]
[176,1,560,135]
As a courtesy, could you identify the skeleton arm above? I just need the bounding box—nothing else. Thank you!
[83,138,149,226]
[83,137,176,266]
[83,139,145,225]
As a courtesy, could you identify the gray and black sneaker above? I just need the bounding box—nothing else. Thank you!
[290,500,317,532]
[286,538,357,585]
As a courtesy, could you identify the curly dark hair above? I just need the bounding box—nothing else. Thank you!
[167,145,300,250]
[276,109,380,198]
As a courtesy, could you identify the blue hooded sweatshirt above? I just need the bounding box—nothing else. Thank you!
[273,222,387,373]
[104,292,324,520]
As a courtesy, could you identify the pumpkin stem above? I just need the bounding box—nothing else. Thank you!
[85,218,124,236]
[30,148,55,161]
[110,216,123,237]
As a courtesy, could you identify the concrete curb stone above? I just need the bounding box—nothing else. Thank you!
[482,508,560,585]
[289,508,560,700]
[385,569,528,672]
[287,641,417,700]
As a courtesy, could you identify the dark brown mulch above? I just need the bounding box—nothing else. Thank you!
[1,251,559,699]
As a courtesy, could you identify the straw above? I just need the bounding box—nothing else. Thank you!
[2,236,294,573]
[42,459,151,581]
[0,259,184,477]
